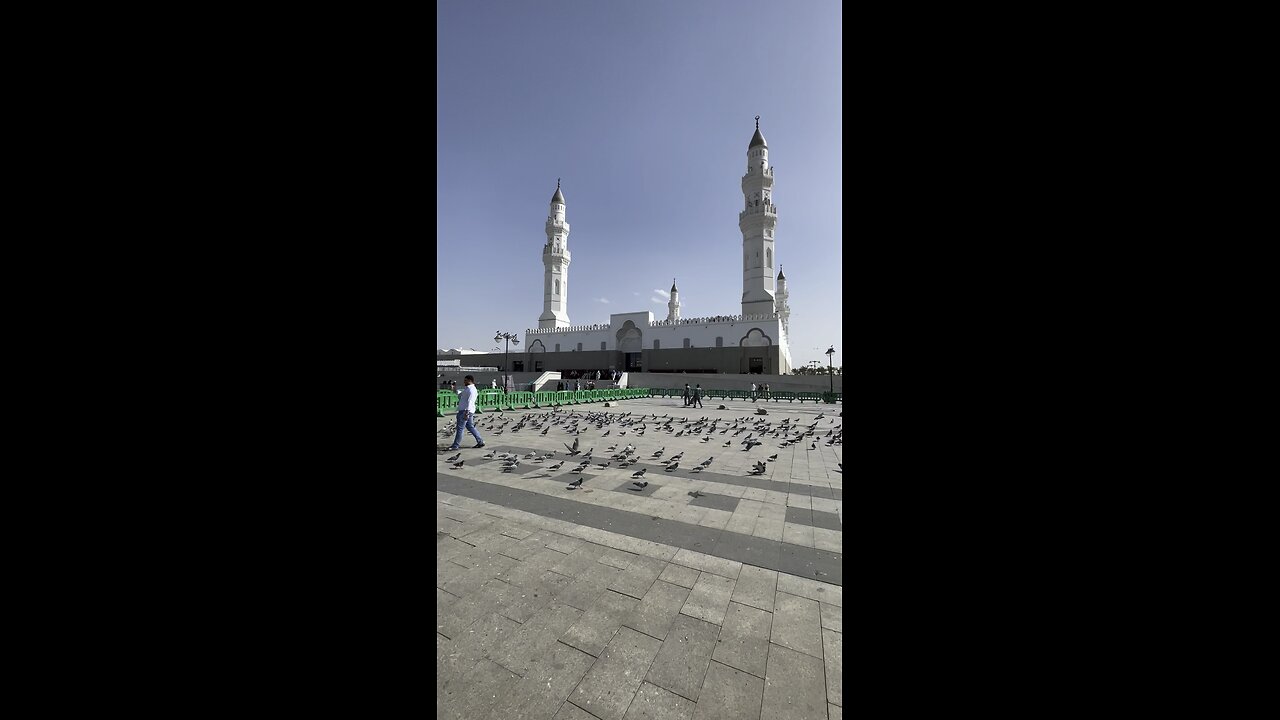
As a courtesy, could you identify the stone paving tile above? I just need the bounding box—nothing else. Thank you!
[828,703,841,720]
[711,601,772,678]
[658,563,702,589]
[437,560,470,590]
[609,554,667,599]
[491,576,560,624]
[440,658,522,720]
[442,551,521,598]
[438,611,522,681]
[822,628,842,707]
[730,565,778,613]
[554,701,598,720]
[571,626,663,720]
[769,591,823,659]
[550,543,611,577]
[776,574,842,607]
[488,602,584,677]
[627,579,693,641]
[680,572,736,626]
[557,565,624,611]
[687,492,740,513]
[760,644,827,720]
[751,517,785,542]
[599,547,636,570]
[623,681,696,720]
[819,602,842,633]
[438,576,510,639]
[672,548,743,580]
[438,535,476,563]
[781,521,815,549]
[692,660,764,720]
[485,640,597,720]
[645,613,722,702]
[812,528,842,554]
[561,589,642,657]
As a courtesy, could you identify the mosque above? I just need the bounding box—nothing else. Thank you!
[438,119,792,377]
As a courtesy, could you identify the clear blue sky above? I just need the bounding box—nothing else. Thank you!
[437,0,842,370]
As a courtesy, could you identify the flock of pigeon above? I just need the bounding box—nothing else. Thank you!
[439,407,842,487]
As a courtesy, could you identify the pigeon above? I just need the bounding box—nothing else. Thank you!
[602,430,610,437]
[809,442,817,450]
[688,490,704,498]
[563,438,580,455]
[723,441,732,447]
[631,468,647,479]
[665,462,679,471]
[632,481,648,488]
[451,460,465,469]
[482,451,496,459]
[566,478,583,489]
[596,462,611,469]
[548,462,564,470]
[651,447,665,458]
[446,452,461,462]
[768,454,778,461]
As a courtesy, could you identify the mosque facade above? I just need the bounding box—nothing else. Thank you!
[439,120,793,377]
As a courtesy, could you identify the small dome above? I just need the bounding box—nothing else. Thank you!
[551,186,564,204]
[749,127,767,149]
[671,278,678,292]
[777,265,785,280]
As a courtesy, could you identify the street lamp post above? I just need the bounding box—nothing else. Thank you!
[495,331,520,392]
[825,346,835,394]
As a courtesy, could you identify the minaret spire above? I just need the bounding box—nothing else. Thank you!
[667,277,681,322]
[740,118,776,316]
[540,180,571,328]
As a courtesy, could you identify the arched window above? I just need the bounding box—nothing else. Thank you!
[766,249,772,267]
[653,339,660,350]
[600,342,606,350]
[555,344,560,352]
[576,343,583,351]
[683,338,691,349]
[716,337,723,347]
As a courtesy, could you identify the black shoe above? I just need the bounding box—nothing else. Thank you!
[473,443,486,448]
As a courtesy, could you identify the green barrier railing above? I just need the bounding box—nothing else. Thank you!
[534,390,556,407]
[437,390,458,417]
[507,391,534,409]
[795,392,824,403]
[475,390,503,413]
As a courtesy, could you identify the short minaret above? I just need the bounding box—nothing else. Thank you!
[539,179,572,329]
[775,265,790,335]
[667,278,681,322]
[739,116,777,317]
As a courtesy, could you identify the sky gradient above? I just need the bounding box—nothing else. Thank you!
[437,0,842,370]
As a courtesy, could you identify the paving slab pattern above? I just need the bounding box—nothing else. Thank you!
[438,399,840,720]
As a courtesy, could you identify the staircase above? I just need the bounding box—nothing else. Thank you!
[529,371,562,392]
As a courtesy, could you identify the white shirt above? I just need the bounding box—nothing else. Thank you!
[457,384,477,413]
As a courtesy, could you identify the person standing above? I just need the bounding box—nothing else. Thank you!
[448,375,485,450]
[491,378,497,389]
[683,383,692,407]
[751,382,757,401]
[693,384,704,409]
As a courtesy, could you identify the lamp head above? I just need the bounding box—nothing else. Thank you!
[512,339,520,346]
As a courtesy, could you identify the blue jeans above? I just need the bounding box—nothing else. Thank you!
[452,409,483,447]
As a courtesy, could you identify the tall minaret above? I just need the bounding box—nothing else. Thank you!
[775,265,790,335]
[739,116,777,317]
[539,179,571,329]
[667,278,681,322]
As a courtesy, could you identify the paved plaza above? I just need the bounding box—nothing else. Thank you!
[437,396,842,720]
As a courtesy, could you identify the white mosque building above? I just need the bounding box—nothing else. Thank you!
[439,119,793,377]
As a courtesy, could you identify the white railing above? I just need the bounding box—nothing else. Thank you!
[526,323,612,335]
[648,313,779,327]
[739,204,778,221]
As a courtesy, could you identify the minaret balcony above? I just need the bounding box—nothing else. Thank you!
[738,204,778,222]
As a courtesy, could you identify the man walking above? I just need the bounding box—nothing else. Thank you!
[693,384,704,409]
[751,382,757,401]
[448,375,485,450]
[683,383,692,407]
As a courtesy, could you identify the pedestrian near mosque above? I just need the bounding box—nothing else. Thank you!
[447,375,485,450]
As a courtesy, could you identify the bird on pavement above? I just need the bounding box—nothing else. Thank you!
[566,478,583,489]
[563,438,580,455]
[451,460,465,469]
[632,481,648,488]
[665,462,679,471]
[809,442,817,450]
[446,453,461,462]
[548,462,564,470]
[651,447,665,458]
[688,490,704,498]
[723,441,732,447]
[768,454,778,461]
[631,468,647,479]
[596,462,611,469]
